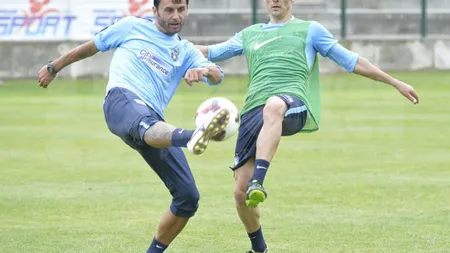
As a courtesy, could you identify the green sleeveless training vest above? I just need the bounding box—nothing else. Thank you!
[241,18,321,132]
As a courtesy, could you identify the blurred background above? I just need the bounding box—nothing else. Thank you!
[1,0,450,78]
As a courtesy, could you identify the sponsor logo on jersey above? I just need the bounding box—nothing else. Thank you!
[139,49,173,76]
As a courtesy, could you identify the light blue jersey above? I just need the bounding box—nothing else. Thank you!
[94,16,223,118]
[208,17,358,72]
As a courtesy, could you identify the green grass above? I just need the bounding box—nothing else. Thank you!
[0,71,449,253]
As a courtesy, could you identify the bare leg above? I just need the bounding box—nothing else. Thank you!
[155,210,189,245]
[143,122,176,148]
[255,96,287,161]
[143,108,230,153]
[234,158,268,251]
[246,96,288,208]
[234,158,261,233]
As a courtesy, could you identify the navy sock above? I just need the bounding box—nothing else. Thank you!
[248,226,267,252]
[251,159,271,185]
[171,128,194,147]
[146,237,168,253]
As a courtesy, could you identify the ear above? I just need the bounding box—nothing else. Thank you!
[152,6,157,15]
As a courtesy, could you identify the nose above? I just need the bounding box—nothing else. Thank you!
[172,10,181,21]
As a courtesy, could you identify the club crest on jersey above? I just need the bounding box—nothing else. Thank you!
[170,47,179,61]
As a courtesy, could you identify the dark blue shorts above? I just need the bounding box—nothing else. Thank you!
[103,87,199,217]
[231,94,308,170]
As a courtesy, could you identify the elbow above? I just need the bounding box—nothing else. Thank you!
[196,45,209,58]
[352,57,367,75]
[353,57,382,80]
[77,40,100,59]
[347,54,360,73]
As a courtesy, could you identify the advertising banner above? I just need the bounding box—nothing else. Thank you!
[0,0,154,41]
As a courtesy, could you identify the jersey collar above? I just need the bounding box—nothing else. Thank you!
[267,16,295,26]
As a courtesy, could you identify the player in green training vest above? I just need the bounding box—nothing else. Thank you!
[197,0,419,252]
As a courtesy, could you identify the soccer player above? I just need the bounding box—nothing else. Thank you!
[196,0,420,252]
[37,0,229,252]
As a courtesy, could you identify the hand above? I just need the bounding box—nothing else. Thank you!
[38,64,56,88]
[394,81,419,104]
[184,68,209,86]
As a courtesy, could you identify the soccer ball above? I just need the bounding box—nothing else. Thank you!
[195,97,240,141]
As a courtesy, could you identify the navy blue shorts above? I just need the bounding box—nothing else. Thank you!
[231,94,308,170]
[103,87,199,217]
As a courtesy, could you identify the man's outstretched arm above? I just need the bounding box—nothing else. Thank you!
[38,40,98,88]
[38,16,138,88]
[310,21,419,105]
[327,44,419,105]
[353,57,419,104]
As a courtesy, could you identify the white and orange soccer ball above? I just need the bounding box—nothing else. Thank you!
[195,97,240,141]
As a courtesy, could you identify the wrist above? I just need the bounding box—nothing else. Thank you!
[202,67,210,77]
[390,78,402,89]
[47,61,58,74]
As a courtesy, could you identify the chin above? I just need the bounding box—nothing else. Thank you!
[270,10,281,16]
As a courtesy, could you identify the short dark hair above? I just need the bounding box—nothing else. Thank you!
[154,0,189,9]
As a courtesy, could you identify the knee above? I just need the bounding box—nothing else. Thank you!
[263,97,287,122]
[171,184,200,218]
[234,184,247,208]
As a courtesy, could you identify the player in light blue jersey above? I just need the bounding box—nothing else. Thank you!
[37,0,229,252]
[197,0,420,252]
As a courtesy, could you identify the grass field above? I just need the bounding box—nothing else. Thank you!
[0,72,449,253]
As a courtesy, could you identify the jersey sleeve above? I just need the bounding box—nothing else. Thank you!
[185,42,224,85]
[207,31,244,62]
[93,16,139,52]
[309,21,338,57]
[309,21,359,72]
[326,43,359,72]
